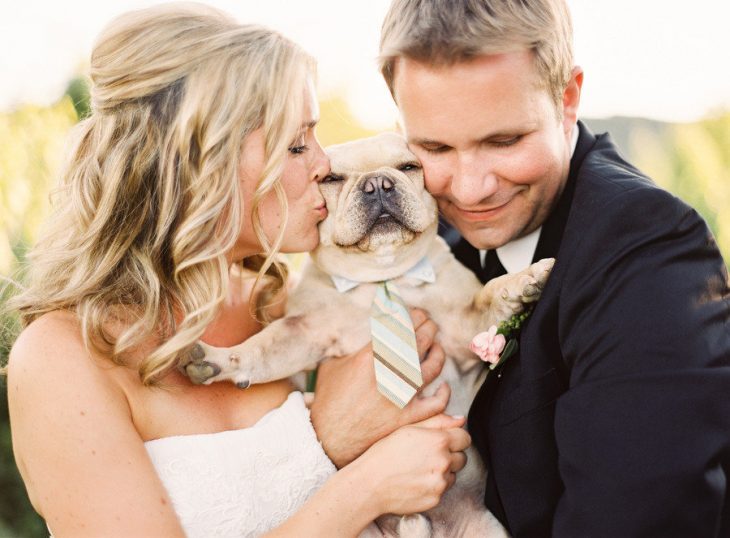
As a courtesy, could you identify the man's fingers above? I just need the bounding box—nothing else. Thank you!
[403,382,450,425]
[446,427,471,452]
[420,342,446,384]
[415,410,464,430]
[450,451,467,473]
[409,308,429,330]
[445,471,457,491]
[414,319,438,361]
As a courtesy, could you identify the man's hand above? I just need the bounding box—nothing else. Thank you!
[310,309,451,468]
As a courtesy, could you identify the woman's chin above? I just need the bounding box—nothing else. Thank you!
[281,235,320,255]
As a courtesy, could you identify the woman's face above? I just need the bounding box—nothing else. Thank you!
[232,90,330,260]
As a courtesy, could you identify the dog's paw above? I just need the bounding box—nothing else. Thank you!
[397,514,432,538]
[180,342,250,388]
[528,257,554,292]
[502,257,554,304]
[479,258,554,318]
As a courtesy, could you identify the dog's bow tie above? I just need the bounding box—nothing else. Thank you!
[330,256,436,293]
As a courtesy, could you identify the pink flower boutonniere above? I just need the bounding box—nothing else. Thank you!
[470,306,534,370]
[469,326,506,366]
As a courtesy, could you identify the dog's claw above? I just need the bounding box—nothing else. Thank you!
[190,343,206,361]
[522,282,540,297]
[236,380,250,390]
[185,361,222,385]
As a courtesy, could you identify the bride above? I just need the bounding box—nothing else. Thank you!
[5,4,470,537]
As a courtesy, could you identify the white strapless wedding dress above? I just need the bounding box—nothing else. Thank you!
[144,391,382,537]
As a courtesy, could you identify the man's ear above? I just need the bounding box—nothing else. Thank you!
[562,66,584,132]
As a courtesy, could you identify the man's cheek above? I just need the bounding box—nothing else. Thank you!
[420,160,448,195]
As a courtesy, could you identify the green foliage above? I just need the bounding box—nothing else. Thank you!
[0,93,79,537]
[65,76,91,120]
[0,98,78,274]
[0,380,45,538]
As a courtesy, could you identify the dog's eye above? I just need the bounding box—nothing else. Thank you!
[398,163,421,172]
[321,173,344,183]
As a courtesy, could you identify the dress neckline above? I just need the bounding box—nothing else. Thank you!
[143,391,302,446]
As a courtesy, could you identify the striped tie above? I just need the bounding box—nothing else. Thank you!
[370,281,423,408]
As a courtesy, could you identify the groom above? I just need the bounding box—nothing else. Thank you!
[312,0,730,536]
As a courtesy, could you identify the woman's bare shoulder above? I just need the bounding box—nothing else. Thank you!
[8,310,123,397]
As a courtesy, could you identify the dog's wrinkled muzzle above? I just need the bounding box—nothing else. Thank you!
[357,174,409,231]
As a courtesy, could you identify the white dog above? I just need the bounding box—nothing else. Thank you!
[183,133,553,537]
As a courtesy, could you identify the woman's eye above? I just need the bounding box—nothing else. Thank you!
[288,144,309,155]
[398,163,421,172]
[322,174,344,183]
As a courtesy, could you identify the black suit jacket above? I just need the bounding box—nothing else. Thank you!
[457,122,730,537]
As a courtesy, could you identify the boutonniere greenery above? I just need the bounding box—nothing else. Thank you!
[469,305,534,370]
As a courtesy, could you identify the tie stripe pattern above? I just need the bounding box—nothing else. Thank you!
[371,281,423,408]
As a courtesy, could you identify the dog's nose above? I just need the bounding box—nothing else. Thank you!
[362,175,394,195]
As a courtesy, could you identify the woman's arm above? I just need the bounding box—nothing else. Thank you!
[7,312,186,537]
[8,310,469,537]
[266,414,470,537]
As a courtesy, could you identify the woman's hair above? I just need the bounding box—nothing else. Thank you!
[9,2,315,384]
[379,0,573,111]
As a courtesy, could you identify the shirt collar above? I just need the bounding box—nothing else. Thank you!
[330,256,436,293]
[478,124,579,274]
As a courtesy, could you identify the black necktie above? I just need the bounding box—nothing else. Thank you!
[482,249,507,282]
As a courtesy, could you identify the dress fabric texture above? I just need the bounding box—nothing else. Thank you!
[145,391,381,537]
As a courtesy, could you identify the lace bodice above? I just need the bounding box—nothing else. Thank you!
[145,391,380,537]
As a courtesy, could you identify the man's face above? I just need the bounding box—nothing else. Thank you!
[393,51,581,250]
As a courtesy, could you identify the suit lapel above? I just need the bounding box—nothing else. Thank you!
[533,121,596,262]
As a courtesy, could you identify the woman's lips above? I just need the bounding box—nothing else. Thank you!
[315,203,328,220]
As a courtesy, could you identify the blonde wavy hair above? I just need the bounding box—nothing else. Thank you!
[379,0,574,110]
[9,3,315,384]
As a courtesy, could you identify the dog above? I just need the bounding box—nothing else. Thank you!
[182,132,553,537]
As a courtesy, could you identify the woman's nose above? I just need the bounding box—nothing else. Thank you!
[312,143,330,182]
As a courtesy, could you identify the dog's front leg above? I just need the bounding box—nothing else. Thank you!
[181,310,369,387]
[425,258,554,366]
[475,257,555,321]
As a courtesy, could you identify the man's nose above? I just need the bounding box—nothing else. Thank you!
[450,152,498,206]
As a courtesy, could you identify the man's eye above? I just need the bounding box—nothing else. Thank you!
[491,136,523,148]
[398,162,421,172]
[322,174,344,183]
[422,145,449,154]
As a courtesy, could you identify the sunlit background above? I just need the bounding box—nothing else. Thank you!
[2,0,730,124]
[1,1,729,535]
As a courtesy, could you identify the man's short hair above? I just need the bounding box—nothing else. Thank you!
[379,0,574,108]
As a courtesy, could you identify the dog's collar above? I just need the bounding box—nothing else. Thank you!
[330,256,436,293]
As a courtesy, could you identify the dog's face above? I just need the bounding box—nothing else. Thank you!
[311,133,439,282]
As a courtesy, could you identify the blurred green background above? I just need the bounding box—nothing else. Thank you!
[0,75,729,536]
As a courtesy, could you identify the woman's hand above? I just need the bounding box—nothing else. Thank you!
[265,413,470,537]
[310,309,450,467]
[356,413,471,516]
